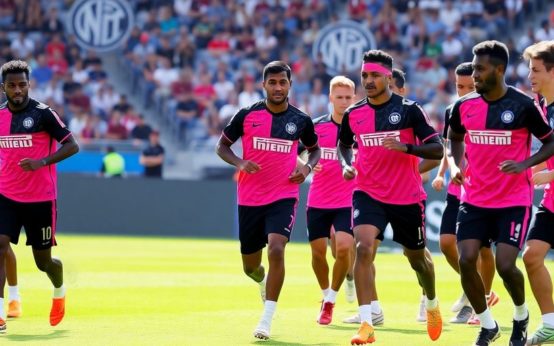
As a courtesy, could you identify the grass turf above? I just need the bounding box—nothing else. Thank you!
[2,235,549,345]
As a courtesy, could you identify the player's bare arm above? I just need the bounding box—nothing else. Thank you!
[500,133,554,174]
[382,136,443,160]
[18,135,79,171]
[216,135,261,174]
[431,141,450,191]
[289,145,320,184]
[337,141,356,180]
[447,128,465,185]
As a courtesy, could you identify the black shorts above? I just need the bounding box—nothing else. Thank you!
[238,198,297,254]
[352,191,426,250]
[456,203,531,250]
[306,207,353,241]
[527,205,554,247]
[0,193,57,250]
[440,193,460,236]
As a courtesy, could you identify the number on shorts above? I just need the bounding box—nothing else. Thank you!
[41,226,52,241]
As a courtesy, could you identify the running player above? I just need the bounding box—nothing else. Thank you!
[339,50,443,345]
[431,62,498,324]
[305,76,356,325]
[0,60,79,331]
[216,61,320,340]
[521,40,554,346]
[448,40,554,346]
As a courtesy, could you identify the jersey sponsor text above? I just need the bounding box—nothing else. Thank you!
[253,137,293,153]
[359,131,400,147]
[468,130,512,145]
[0,135,32,148]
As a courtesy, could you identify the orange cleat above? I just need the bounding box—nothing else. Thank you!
[7,300,21,318]
[0,317,5,333]
[50,297,65,326]
[351,321,375,345]
[426,306,442,341]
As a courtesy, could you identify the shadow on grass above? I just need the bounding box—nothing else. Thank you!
[3,329,69,341]
[253,341,335,346]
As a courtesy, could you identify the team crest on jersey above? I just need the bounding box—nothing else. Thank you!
[22,117,34,129]
[388,112,401,124]
[285,122,297,135]
[501,110,514,124]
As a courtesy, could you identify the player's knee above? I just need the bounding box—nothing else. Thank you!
[334,241,351,259]
[35,259,50,272]
[495,261,515,278]
[522,248,542,269]
[355,244,373,261]
[242,264,258,276]
[267,244,285,261]
[458,254,477,272]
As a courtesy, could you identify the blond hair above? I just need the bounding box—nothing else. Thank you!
[330,76,355,93]
[523,40,554,71]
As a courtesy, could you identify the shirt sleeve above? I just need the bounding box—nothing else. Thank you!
[300,117,318,149]
[222,108,247,143]
[43,107,71,143]
[442,106,452,138]
[410,103,440,143]
[526,100,553,140]
[338,112,355,146]
[448,101,466,135]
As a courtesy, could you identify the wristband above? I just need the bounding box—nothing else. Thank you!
[41,159,48,166]
[405,144,413,154]
[305,163,313,173]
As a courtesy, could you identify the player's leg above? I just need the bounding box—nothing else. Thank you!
[253,198,295,340]
[523,206,554,345]
[495,206,530,345]
[238,204,267,301]
[6,245,21,318]
[479,245,498,306]
[0,235,9,330]
[307,207,332,301]
[457,203,499,344]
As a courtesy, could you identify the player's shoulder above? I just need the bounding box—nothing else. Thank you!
[453,91,481,109]
[287,103,311,119]
[0,101,7,110]
[507,86,535,105]
[345,98,367,115]
[312,113,332,125]
[240,100,265,114]
[29,98,55,115]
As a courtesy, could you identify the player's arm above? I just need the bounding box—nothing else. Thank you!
[289,118,320,184]
[215,109,260,174]
[419,159,440,174]
[432,109,452,191]
[533,169,554,186]
[140,153,164,166]
[337,113,356,180]
[500,103,554,174]
[447,102,466,185]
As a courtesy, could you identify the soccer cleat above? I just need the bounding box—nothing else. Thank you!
[486,291,499,308]
[527,324,554,345]
[474,322,500,346]
[317,301,334,325]
[253,322,270,340]
[417,296,427,322]
[345,279,356,303]
[468,313,481,325]
[49,297,65,326]
[450,305,473,324]
[350,321,375,345]
[7,300,21,318]
[342,311,384,326]
[426,306,442,341]
[0,317,5,333]
[510,315,529,346]
[451,292,469,312]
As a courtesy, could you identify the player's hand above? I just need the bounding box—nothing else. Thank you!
[342,165,357,180]
[431,175,444,191]
[288,165,310,184]
[499,160,526,174]
[312,163,323,174]
[18,158,44,171]
[238,160,260,174]
[382,137,407,152]
[450,166,464,185]
[533,171,554,186]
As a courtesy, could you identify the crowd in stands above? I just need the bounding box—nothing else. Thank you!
[0,0,155,145]
[123,0,551,147]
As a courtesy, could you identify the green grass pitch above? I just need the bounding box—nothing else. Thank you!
[2,235,551,345]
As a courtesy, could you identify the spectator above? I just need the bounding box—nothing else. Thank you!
[140,130,165,178]
[131,114,153,141]
[105,111,128,140]
[100,146,125,178]
[238,75,262,108]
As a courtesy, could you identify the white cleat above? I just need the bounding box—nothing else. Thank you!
[451,292,469,312]
[417,296,427,322]
[345,279,356,303]
[342,311,384,326]
[253,321,270,340]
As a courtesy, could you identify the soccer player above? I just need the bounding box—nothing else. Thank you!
[338,50,443,345]
[431,62,498,324]
[6,246,21,317]
[521,40,554,345]
[0,60,79,331]
[304,76,356,325]
[448,40,554,346]
[216,61,320,340]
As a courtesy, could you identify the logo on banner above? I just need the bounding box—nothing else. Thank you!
[313,20,376,74]
[68,0,134,52]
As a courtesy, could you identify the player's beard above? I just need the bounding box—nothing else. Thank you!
[366,85,386,99]
[268,94,287,106]
[475,74,497,95]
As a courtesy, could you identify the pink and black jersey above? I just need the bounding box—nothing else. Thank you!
[339,93,440,205]
[0,98,71,202]
[449,87,552,208]
[223,100,318,206]
[540,99,554,213]
[443,103,463,198]
[307,114,354,209]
